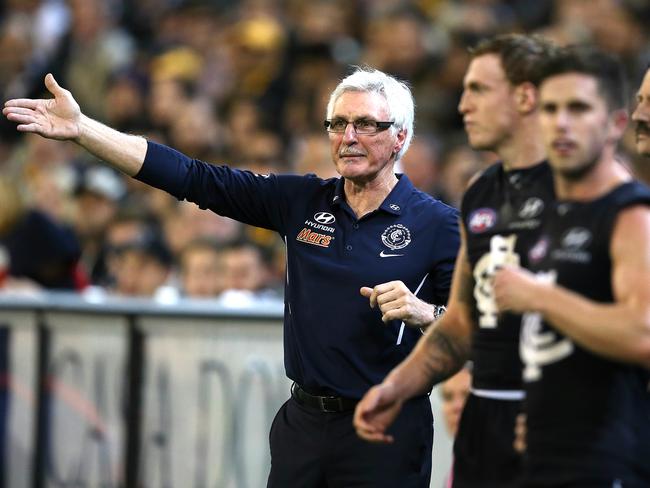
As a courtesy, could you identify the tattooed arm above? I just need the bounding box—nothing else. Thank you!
[354,225,475,443]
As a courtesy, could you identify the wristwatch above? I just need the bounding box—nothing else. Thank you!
[420,304,447,334]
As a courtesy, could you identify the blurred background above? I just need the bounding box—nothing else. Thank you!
[0,2,649,486]
[1,0,649,297]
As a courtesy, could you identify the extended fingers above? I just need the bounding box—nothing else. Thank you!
[4,98,41,110]
[16,123,43,133]
[4,106,37,117]
[4,111,39,126]
[3,109,43,133]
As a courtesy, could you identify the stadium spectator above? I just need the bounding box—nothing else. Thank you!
[0,174,85,290]
[109,228,174,298]
[220,240,270,293]
[179,238,225,298]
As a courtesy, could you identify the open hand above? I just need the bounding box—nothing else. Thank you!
[3,74,82,140]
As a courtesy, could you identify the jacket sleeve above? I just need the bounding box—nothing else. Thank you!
[135,141,309,233]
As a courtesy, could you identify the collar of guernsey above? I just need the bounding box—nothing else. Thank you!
[330,172,413,215]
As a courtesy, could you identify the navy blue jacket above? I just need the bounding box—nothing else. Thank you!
[137,142,460,398]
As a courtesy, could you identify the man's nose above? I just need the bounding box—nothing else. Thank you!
[458,91,470,114]
[342,122,358,142]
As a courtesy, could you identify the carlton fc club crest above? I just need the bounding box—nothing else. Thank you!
[381,224,412,250]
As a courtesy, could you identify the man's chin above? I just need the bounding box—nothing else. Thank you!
[636,142,650,158]
[467,137,493,152]
[337,158,364,172]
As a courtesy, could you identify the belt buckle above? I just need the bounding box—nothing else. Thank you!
[319,395,342,413]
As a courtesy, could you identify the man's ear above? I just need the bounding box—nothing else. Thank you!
[393,129,407,156]
[608,108,629,142]
[515,82,538,115]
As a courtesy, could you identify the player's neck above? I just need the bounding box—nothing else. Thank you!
[555,152,632,202]
[499,120,545,172]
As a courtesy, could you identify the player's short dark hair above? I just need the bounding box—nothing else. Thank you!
[470,34,556,87]
[539,44,627,110]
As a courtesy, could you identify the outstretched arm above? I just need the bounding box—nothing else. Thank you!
[354,226,474,443]
[3,74,147,176]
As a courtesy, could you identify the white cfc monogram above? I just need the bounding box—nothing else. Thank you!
[520,270,574,381]
[473,234,520,328]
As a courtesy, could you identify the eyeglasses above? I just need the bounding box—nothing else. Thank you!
[324,118,394,134]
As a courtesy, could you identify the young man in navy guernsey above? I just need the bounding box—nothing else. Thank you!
[355,34,555,487]
[3,68,459,486]
[494,45,650,487]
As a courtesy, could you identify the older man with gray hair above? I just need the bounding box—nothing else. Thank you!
[4,67,459,487]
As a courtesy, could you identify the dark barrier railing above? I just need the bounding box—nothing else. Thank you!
[0,292,452,488]
[0,293,286,488]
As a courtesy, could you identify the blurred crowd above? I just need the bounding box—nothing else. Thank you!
[0,0,649,300]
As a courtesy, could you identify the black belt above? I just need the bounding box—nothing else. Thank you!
[291,383,358,413]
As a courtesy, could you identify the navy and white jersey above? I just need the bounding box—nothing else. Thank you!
[136,141,460,399]
[521,181,650,486]
[461,161,555,390]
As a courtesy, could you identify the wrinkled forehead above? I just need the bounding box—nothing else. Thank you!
[331,90,390,119]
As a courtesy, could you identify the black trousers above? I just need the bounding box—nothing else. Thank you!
[267,394,433,488]
[452,394,523,488]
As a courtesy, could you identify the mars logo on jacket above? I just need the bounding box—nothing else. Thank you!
[296,228,333,248]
